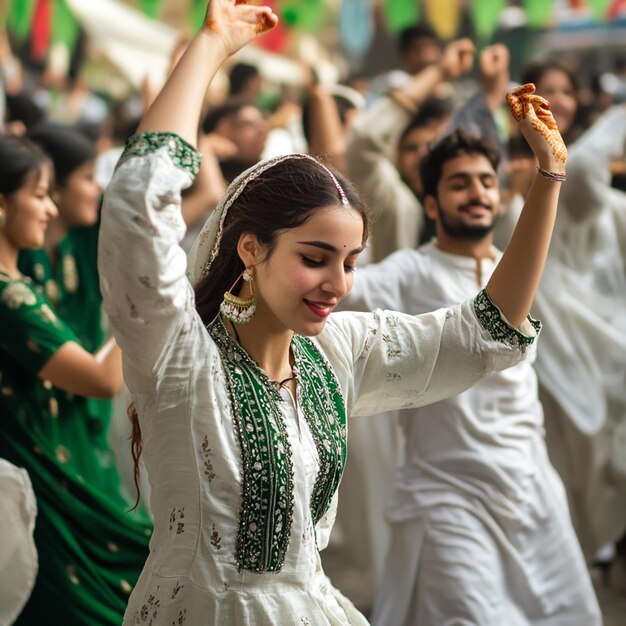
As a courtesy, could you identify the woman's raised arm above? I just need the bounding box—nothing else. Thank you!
[486,84,567,328]
[99,2,277,373]
[137,0,277,146]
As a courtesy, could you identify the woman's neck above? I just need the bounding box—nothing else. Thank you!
[0,238,21,278]
[44,217,68,260]
[227,315,294,383]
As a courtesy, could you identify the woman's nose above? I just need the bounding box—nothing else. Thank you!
[322,266,348,297]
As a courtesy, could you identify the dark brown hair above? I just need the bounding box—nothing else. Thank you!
[27,126,96,186]
[521,60,580,96]
[194,156,368,327]
[419,129,501,199]
[520,60,584,144]
[0,135,50,195]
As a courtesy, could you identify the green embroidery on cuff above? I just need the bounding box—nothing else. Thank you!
[120,132,202,177]
[473,289,541,353]
[209,319,346,572]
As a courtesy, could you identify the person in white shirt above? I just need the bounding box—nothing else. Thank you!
[342,130,601,626]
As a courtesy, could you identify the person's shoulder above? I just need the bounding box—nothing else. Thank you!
[377,245,422,266]
[0,277,40,310]
[0,277,62,327]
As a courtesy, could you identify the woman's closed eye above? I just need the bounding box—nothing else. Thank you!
[301,255,324,268]
[301,255,357,273]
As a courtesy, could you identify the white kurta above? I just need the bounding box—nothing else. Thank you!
[98,134,537,625]
[342,243,601,626]
[495,106,626,555]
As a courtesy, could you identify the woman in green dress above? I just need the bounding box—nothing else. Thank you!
[0,135,151,625]
[17,128,119,487]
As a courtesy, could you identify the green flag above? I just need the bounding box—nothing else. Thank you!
[471,0,506,41]
[587,0,612,20]
[140,0,164,19]
[190,0,206,31]
[524,0,554,28]
[6,0,36,38]
[281,0,326,32]
[52,0,79,48]
[383,0,420,33]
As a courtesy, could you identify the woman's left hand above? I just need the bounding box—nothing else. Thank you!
[507,83,567,174]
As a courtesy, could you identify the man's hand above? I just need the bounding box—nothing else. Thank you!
[481,44,510,111]
[439,38,476,81]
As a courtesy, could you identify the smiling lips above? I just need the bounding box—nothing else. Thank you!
[304,299,335,318]
[461,203,491,217]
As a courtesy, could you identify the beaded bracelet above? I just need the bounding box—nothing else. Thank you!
[536,166,566,182]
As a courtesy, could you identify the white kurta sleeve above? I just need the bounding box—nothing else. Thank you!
[346,96,424,263]
[560,106,626,223]
[98,132,201,373]
[319,290,540,417]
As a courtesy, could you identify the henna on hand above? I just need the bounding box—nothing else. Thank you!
[506,83,567,165]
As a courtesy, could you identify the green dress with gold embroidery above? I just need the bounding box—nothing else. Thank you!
[18,223,119,494]
[0,275,151,626]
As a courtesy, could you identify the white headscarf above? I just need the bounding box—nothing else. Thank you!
[186,153,349,287]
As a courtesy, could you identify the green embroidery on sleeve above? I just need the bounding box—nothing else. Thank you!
[473,289,541,353]
[120,132,202,177]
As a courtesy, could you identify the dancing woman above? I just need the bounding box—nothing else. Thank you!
[99,1,567,623]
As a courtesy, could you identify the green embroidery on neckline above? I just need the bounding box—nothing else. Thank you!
[473,289,541,353]
[120,132,202,177]
[208,319,346,573]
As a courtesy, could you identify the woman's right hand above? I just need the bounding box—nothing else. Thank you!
[203,0,278,58]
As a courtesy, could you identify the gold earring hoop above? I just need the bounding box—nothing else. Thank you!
[220,267,256,324]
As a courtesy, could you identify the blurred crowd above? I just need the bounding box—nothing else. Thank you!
[1,16,626,625]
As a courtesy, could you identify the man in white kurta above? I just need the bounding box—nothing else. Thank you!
[341,131,601,625]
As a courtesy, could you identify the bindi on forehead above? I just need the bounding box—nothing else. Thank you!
[297,240,363,255]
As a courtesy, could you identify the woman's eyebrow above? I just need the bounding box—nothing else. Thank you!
[297,240,364,255]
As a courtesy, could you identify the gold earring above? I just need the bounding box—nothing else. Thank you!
[220,267,256,324]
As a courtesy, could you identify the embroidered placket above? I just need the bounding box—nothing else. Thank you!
[209,320,346,572]
[120,132,202,177]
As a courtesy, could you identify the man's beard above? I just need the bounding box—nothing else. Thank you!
[437,202,498,241]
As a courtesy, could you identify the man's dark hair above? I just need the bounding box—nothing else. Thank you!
[419,130,501,198]
[228,62,260,96]
[202,98,250,134]
[398,23,441,55]
[399,97,454,146]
